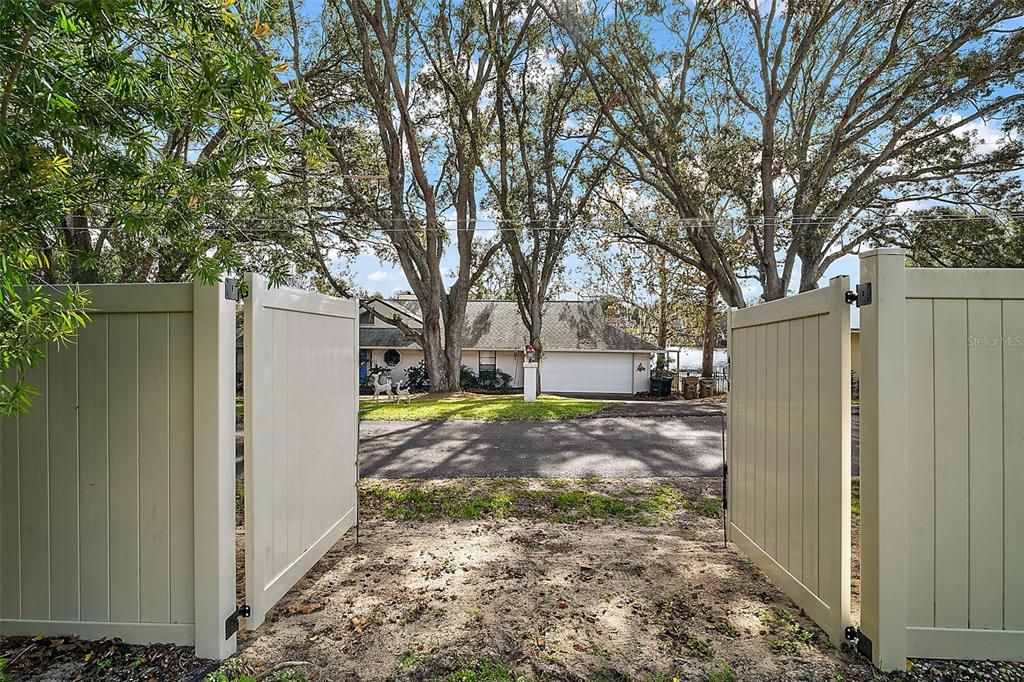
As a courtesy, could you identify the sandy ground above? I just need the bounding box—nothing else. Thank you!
[229,478,879,682]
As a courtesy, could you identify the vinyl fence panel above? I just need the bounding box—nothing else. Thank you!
[727,276,852,646]
[0,282,236,660]
[860,251,1024,669]
[243,274,359,629]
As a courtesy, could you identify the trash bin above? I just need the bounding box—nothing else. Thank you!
[650,377,671,397]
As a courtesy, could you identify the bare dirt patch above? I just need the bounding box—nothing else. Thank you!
[228,478,878,681]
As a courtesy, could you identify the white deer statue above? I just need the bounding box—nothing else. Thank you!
[391,379,412,404]
[372,373,392,401]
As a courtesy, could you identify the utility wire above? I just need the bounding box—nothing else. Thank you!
[37,211,1024,233]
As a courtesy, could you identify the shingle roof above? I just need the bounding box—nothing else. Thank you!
[359,299,659,352]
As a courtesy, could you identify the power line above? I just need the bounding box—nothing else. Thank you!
[37,210,1024,234]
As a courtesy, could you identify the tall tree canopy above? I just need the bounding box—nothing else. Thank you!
[554,0,1024,305]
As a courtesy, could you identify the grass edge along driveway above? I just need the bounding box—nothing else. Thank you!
[359,392,620,421]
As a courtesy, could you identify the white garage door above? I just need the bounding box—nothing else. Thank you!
[542,352,634,394]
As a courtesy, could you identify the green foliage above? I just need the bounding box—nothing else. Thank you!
[478,368,514,392]
[403,360,429,390]
[715,620,739,639]
[360,478,696,525]
[893,209,1024,269]
[439,659,527,681]
[851,478,860,518]
[359,393,616,421]
[0,657,10,682]
[760,608,818,655]
[692,497,722,519]
[0,260,89,414]
[705,661,735,682]
[0,0,286,412]
[685,636,715,659]
[460,364,479,389]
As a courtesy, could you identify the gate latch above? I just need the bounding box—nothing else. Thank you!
[224,278,241,302]
[225,604,251,639]
[845,283,871,307]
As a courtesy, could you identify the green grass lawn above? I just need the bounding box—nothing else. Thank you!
[359,392,619,421]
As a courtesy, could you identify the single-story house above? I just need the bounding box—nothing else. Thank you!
[359,296,659,395]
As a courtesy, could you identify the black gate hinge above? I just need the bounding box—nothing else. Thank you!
[225,604,251,639]
[844,625,873,660]
[844,283,871,307]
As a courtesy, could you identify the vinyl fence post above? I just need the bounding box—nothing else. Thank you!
[192,280,238,660]
[858,248,908,670]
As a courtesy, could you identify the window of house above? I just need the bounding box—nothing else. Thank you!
[384,349,401,366]
[479,350,496,380]
[359,309,375,325]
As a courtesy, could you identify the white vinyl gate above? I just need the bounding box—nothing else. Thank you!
[243,274,360,628]
[727,276,852,646]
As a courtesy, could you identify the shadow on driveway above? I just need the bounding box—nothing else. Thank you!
[358,402,860,480]
[359,414,727,479]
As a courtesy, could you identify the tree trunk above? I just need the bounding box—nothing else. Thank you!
[700,280,717,378]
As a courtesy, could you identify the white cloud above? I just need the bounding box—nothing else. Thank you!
[367,270,391,283]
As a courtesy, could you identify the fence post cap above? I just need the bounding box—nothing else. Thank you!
[859,247,906,258]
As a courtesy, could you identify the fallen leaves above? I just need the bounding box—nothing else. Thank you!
[285,600,327,615]
[0,635,206,681]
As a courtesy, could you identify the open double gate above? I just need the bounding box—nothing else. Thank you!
[728,251,1024,670]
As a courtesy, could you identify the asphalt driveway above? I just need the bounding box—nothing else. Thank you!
[359,403,727,478]
[358,401,861,479]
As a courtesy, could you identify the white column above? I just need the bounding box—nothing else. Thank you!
[192,280,238,660]
[523,361,538,402]
[858,248,908,671]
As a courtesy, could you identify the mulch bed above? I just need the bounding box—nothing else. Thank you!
[0,635,214,681]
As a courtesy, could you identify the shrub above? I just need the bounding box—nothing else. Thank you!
[404,360,429,390]
[460,364,479,388]
[478,368,513,392]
